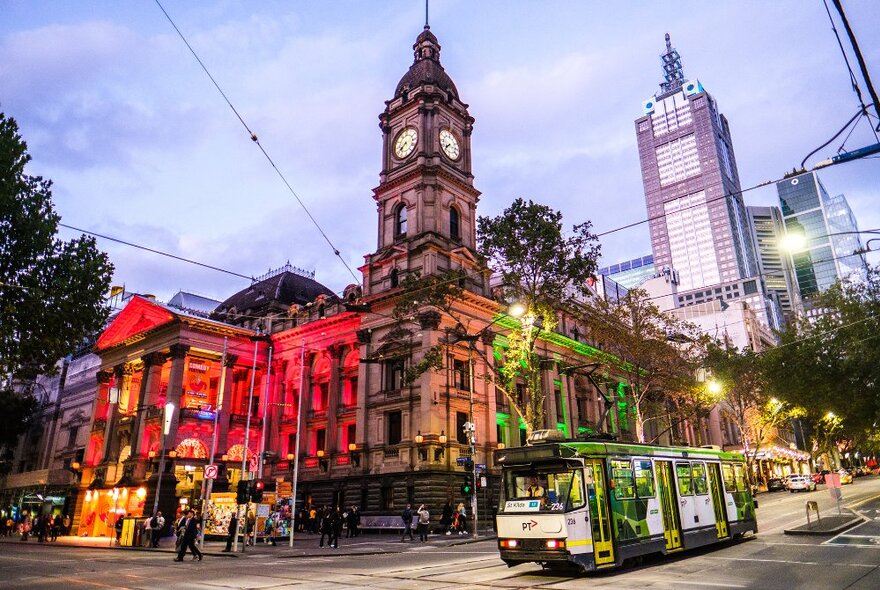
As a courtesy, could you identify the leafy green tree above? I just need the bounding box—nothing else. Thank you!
[395,198,600,434]
[0,111,113,382]
[762,268,880,456]
[580,288,708,443]
[705,344,803,482]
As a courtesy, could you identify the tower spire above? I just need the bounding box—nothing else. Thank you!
[425,0,429,29]
[659,32,685,94]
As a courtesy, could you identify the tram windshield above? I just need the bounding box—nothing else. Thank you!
[500,466,585,512]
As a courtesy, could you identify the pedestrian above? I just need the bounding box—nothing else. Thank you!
[173,509,202,562]
[174,512,187,552]
[400,504,414,541]
[151,511,165,548]
[346,506,359,538]
[455,503,468,535]
[222,512,238,552]
[330,506,342,548]
[320,507,340,548]
[6,516,14,537]
[115,512,126,545]
[265,513,277,546]
[246,509,256,546]
[416,504,430,542]
[308,506,318,534]
[62,514,71,536]
[441,501,453,535]
[20,514,31,541]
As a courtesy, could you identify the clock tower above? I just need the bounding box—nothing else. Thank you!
[363,25,487,298]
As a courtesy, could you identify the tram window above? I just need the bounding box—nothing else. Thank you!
[691,462,709,495]
[634,460,655,498]
[734,463,747,492]
[676,462,694,495]
[501,467,585,511]
[611,459,635,500]
[721,463,735,491]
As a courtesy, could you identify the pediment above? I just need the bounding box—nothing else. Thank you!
[95,296,176,351]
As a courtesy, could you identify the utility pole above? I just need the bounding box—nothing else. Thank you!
[467,346,479,540]
[198,337,227,548]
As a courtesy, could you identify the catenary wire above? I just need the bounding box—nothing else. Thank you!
[152,0,359,284]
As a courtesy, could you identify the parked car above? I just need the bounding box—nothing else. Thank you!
[786,474,817,492]
[767,477,786,492]
[838,469,854,484]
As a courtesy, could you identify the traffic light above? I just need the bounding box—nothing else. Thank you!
[251,479,265,503]
[236,479,249,504]
[461,472,474,496]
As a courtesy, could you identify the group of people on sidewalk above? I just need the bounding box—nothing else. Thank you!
[4,512,69,542]
[402,501,469,542]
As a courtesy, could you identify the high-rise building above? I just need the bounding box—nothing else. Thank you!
[635,34,757,292]
[776,172,868,301]
[596,254,656,289]
[747,205,800,322]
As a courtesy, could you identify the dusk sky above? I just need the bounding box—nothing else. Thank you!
[2,1,878,303]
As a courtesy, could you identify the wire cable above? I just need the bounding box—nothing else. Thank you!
[152,0,359,284]
[800,105,869,169]
[832,0,880,133]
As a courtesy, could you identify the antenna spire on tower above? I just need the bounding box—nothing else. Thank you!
[425,0,430,29]
[659,33,685,94]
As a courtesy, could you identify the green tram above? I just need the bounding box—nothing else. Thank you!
[494,431,757,573]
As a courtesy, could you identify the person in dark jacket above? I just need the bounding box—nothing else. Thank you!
[174,510,202,562]
[114,513,126,545]
[222,513,238,552]
[346,506,360,538]
[400,504,414,541]
[441,501,453,535]
[320,507,340,548]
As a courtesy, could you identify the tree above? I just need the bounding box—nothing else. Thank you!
[762,267,880,457]
[395,198,600,434]
[580,288,708,443]
[0,111,113,382]
[705,344,802,483]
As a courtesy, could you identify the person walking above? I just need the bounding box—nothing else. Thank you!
[265,512,277,546]
[174,510,202,562]
[400,504,414,541]
[331,506,343,548]
[174,512,187,553]
[62,514,71,536]
[51,514,62,542]
[150,511,165,548]
[416,504,430,543]
[455,503,468,535]
[115,512,126,545]
[246,509,256,546]
[441,501,453,535]
[222,512,238,552]
[346,506,359,538]
[319,507,338,548]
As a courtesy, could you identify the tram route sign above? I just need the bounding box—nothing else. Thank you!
[204,464,219,480]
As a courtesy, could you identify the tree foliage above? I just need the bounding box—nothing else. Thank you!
[705,344,803,481]
[0,112,113,382]
[762,268,880,453]
[0,387,39,474]
[394,199,600,434]
[580,288,708,443]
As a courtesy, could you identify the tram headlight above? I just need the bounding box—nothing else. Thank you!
[545,539,566,549]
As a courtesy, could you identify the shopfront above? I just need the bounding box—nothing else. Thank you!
[78,486,147,537]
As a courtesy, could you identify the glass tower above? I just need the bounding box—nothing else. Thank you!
[776,172,867,299]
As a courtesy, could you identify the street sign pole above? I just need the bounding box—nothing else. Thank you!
[199,337,227,548]
[468,349,479,540]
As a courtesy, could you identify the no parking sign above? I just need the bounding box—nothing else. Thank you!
[204,464,219,480]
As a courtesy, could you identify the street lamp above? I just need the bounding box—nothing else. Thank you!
[152,401,175,515]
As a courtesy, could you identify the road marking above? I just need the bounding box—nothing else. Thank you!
[706,556,820,566]
[675,581,746,588]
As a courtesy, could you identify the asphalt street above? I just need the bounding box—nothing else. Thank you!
[2,477,880,589]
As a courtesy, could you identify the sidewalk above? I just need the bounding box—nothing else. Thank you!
[0,530,496,558]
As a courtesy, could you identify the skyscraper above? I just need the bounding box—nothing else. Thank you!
[776,172,868,301]
[747,205,800,322]
[635,34,757,292]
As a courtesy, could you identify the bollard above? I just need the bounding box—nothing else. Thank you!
[806,501,820,528]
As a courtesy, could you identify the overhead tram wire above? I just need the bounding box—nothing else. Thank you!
[831,0,880,133]
[152,0,359,284]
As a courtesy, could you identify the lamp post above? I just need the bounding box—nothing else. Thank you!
[290,343,306,548]
[152,401,176,515]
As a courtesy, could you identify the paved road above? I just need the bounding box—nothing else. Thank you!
[2,477,880,589]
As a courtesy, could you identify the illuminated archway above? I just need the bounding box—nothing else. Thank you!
[226,443,255,462]
[174,438,208,459]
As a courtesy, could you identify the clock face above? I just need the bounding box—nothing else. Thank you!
[439,129,460,160]
[394,127,418,159]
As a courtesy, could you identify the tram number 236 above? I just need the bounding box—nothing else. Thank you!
[567,517,576,526]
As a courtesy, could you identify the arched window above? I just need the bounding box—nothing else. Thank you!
[394,204,407,237]
[450,206,460,240]
[390,268,399,288]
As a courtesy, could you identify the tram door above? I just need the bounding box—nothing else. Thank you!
[656,461,683,551]
[584,459,615,566]
[707,463,730,539]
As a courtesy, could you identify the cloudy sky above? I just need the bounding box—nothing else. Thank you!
[2,0,878,303]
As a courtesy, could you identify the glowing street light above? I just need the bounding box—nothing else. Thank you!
[779,232,807,253]
[707,380,723,395]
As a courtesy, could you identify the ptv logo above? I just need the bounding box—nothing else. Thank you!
[522,519,539,531]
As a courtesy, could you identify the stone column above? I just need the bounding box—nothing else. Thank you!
[298,351,314,460]
[355,330,371,469]
[101,364,132,463]
[131,352,166,458]
[164,344,189,450]
[216,354,238,458]
[326,344,343,456]
[708,406,724,448]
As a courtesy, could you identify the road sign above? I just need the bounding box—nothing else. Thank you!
[475,463,486,472]
[249,454,258,472]
[480,476,487,488]
[204,464,219,480]
[456,457,471,465]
